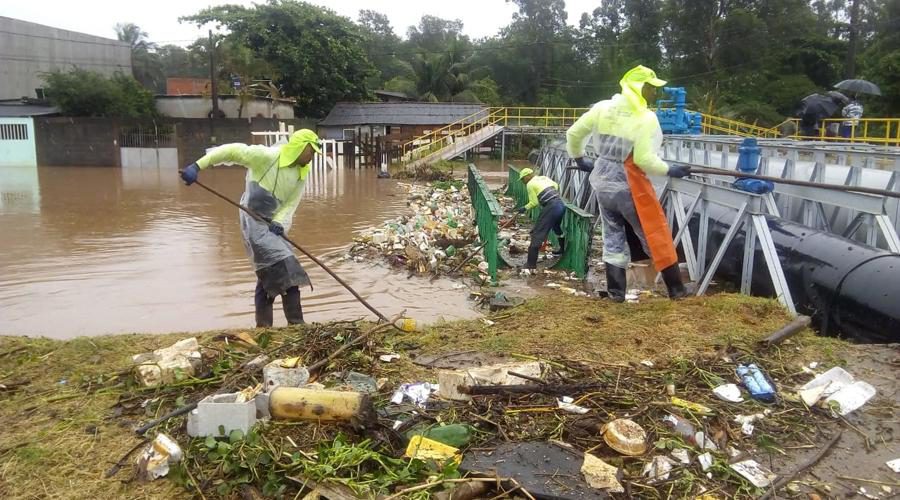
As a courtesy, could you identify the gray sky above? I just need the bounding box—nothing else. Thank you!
[4,0,601,45]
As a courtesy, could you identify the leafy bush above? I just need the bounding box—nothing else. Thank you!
[41,69,159,118]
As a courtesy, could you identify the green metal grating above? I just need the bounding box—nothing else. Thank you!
[507,165,594,277]
[467,164,504,282]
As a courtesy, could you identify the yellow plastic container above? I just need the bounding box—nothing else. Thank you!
[404,436,461,464]
[671,397,714,415]
[396,318,417,332]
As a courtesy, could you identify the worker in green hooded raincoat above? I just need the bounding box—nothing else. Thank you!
[180,129,321,327]
[566,65,691,302]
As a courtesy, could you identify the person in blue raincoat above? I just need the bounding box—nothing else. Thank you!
[180,129,320,327]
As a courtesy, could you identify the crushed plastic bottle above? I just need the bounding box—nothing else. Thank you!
[736,364,776,403]
[662,414,696,444]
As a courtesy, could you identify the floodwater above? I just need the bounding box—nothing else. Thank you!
[0,163,481,338]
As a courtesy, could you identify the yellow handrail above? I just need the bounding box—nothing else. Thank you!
[778,117,900,145]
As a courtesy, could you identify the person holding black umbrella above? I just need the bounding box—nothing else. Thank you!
[796,91,849,139]
[840,94,864,138]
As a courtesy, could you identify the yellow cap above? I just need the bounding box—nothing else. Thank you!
[621,65,667,87]
[279,129,321,168]
[519,167,534,178]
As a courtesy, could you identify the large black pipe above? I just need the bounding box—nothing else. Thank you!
[697,208,900,343]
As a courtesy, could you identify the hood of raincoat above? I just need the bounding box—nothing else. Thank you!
[279,129,321,168]
[619,65,667,110]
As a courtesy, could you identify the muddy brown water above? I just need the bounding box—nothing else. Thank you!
[0,164,483,338]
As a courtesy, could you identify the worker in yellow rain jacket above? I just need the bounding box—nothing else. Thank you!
[566,65,691,302]
[180,129,321,326]
[516,167,566,271]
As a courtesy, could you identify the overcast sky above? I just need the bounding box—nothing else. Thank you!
[4,0,602,45]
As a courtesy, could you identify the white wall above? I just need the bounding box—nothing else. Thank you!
[0,16,132,100]
[155,96,295,119]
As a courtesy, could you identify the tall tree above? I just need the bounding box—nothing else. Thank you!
[115,23,163,92]
[183,1,374,117]
[358,10,411,88]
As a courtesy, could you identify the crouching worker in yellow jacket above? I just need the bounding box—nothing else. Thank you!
[180,129,320,326]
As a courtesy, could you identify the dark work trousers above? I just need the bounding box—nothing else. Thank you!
[254,280,304,327]
[526,199,566,268]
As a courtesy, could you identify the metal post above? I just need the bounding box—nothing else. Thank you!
[500,131,505,169]
[209,30,219,119]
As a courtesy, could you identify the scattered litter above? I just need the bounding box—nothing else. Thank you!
[625,292,640,302]
[481,318,495,327]
[887,458,900,473]
[405,435,461,463]
[344,371,377,394]
[602,418,648,456]
[187,391,257,437]
[391,382,439,407]
[405,424,475,448]
[582,453,624,492]
[545,282,562,289]
[736,363,777,403]
[131,337,202,387]
[697,452,713,471]
[437,361,542,401]
[270,387,373,422]
[712,383,744,403]
[799,366,876,415]
[858,487,879,499]
[395,317,417,332]
[640,360,655,368]
[378,353,401,363]
[734,411,771,436]
[809,361,819,369]
[671,448,691,464]
[557,396,590,414]
[694,431,719,451]
[730,459,776,488]
[671,397,714,415]
[136,433,182,481]
[662,414,696,443]
[263,359,309,392]
[642,456,675,483]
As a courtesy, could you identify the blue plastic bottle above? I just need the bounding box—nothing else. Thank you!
[736,364,776,403]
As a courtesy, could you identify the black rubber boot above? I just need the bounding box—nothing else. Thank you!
[282,286,305,325]
[525,243,540,269]
[553,237,566,256]
[660,264,688,300]
[605,265,627,303]
[254,281,274,328]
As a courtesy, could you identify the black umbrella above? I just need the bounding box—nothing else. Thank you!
[834,79,882,96]
[799,93,841,120]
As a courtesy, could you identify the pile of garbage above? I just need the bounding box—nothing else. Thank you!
[346,182,486,277]
[111,315,886,499]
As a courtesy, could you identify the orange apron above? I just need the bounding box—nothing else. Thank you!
[624,155,678,271]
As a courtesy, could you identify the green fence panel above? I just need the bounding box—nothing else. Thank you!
[507,165,594,278]
[467,164,503,282]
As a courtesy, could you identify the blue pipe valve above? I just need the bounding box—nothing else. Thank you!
[733,138,774,194]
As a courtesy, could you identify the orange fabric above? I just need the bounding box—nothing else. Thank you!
[624,156,678,271]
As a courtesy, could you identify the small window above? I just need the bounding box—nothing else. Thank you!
[343,128,356,140]
[0,124,28,141]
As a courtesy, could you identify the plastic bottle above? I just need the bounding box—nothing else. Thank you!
[736,364,776,403]
[395,318,417,332]
[661,414,696,444]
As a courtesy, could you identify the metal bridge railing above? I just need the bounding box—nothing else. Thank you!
[781,118,900,146]
[402,107,589,162]
[467,164,504,282]
[506,164,594,277]
[699,113,782,139]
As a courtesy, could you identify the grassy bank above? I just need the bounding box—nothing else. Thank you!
[0,293,850,499]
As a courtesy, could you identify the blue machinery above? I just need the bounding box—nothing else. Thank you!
[655,87,703,135]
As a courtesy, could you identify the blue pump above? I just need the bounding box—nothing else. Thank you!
[732,138,774,194]
[655,87,702,135]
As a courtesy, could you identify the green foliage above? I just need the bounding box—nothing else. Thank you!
[41,69,159,118]
[183,1,374,117]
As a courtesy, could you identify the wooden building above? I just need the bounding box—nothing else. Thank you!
[317,102,486,145]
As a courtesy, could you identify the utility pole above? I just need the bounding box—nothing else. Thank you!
[845,0,860,78]
[209,29,220,119]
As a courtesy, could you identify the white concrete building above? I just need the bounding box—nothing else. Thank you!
[0,17,132,100]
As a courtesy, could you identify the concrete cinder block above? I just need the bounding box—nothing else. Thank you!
[186,392,257,437]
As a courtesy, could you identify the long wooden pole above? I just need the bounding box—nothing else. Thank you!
[188,177,393,324]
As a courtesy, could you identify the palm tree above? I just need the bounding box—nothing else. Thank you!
[115,23,164,92]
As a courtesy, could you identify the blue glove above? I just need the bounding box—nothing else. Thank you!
[667,164,692,178]
[516,207,527,214]
[180,163,200,185]
[269,221,284,236]
[574,157,594,172]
